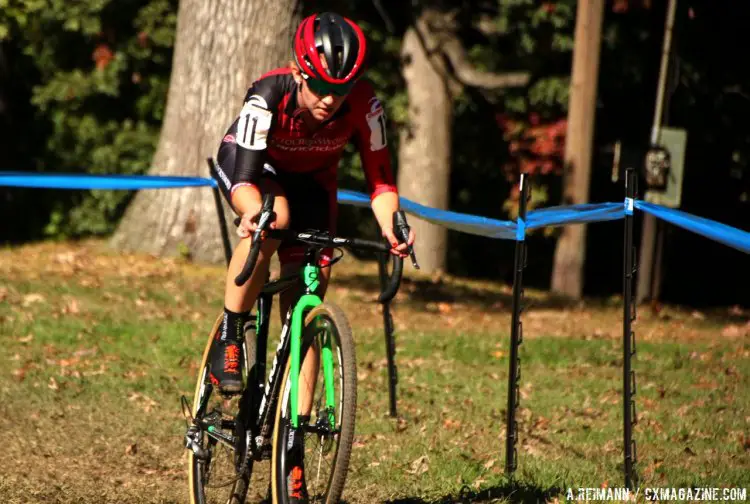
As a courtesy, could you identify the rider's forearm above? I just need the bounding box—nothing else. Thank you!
[371,191,399,234]
[231,184,262,216]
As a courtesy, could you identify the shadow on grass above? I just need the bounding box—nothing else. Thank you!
[336,270,750,326]
[334,272,584,312]
[384,480,563,504]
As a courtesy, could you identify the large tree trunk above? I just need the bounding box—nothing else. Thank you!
[550,0,604,297]
[397,19,453,274]
[111,0,300,262]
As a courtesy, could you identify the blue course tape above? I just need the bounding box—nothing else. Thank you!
[2,172,749,254]
[338,189,517,240]
[0,171,218,190]
[526,202,625,230]
[635,200,750,255]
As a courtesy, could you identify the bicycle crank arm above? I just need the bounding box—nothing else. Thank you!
[205,425,237,450]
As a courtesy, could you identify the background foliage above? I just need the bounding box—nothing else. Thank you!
[0,0,176,238]
[2,0,749,304]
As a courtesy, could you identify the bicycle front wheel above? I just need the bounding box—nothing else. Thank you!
[271,303,357,504]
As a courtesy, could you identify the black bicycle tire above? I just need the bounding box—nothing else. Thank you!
[270,303,357,504]
[188,314,253,504]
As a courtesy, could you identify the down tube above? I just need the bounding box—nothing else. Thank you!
[290,294,322,428]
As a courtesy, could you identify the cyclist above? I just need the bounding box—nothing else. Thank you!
[209,12,414,501]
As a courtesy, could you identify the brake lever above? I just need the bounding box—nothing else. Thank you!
[393,210,419,270]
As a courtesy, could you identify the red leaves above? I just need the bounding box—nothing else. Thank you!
[498,113,567,179]
[612,0,629,13]
[92,44,114,70]
[137,31,148,48]
[612,0,653,14]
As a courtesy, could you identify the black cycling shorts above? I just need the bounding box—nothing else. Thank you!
[212,141,337,265]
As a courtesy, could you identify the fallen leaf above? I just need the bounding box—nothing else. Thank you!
[22,293,45,307]
[721,324,745,337]
[684,446,696,456]
[12,368,26,382]
[395,417,408,432]
[19,334,34,344]
[407,455,429,475]
[437,302,452,314]
[483,458,496,470]
[728,305,744,316]
[58,357,80,368]
[443,418,461,429]
[491,351,506,359]
[48,377,59,390]
[74,348,97,358]
[125,444,138,455]
[63,298,80,314]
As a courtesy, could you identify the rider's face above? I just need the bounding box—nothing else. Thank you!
[292,57,349,122]
[299,80,347,121]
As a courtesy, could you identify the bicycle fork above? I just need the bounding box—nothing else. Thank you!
[289,262,336,431]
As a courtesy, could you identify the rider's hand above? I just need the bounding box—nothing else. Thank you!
[233,187,267,239]
[382,226,415,258]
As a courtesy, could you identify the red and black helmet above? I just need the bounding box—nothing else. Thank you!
[293,12,367,88]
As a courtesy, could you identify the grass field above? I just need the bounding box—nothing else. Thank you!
[1,240,748,503]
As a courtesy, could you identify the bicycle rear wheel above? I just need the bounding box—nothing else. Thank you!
[188,314,255,504]
[271,303,357,504]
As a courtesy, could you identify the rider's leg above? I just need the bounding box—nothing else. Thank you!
[225,178,291,312]
[212,179,290,393]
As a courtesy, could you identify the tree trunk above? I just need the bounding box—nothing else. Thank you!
[550,0,604,297]
[397,20,453,274]
[111,0,301,262]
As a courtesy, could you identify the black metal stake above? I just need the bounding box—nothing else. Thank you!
[623,168,639,488]
[505,173,529,475]
[207,158,232,266]
[378,253,398,417]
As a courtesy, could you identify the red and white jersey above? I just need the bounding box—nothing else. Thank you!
[221,67,396,198]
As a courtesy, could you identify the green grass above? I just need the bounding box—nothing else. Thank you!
[1,241,748,503]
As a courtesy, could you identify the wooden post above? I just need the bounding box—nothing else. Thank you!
[637,0,678,303]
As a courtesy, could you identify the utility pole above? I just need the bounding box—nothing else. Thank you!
[637,0,678,303]
[551,0,605,298]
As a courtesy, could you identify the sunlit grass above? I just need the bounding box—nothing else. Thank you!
[1,240,748,503]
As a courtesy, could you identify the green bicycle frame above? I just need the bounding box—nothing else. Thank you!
[289,263,336,429]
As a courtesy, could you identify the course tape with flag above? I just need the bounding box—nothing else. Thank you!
[2,171,748,254]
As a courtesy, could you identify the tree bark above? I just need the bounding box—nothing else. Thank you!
[550,0,604,298]
[111,0,301,262]
[397,8,529,274]
[398,18,453,274]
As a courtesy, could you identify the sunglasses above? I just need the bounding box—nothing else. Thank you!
[302,73,355,97]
